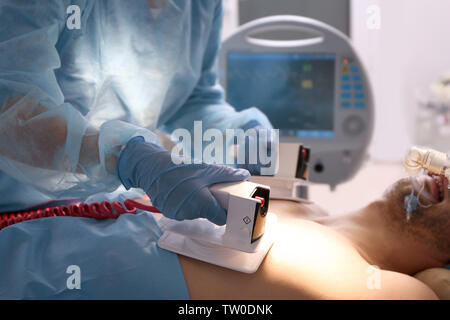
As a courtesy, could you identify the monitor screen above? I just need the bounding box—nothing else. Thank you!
[226,52,336,138]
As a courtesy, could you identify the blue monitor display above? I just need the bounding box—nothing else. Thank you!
[227,53,335,138]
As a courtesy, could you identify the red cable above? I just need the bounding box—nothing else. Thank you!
[0,199,161,232]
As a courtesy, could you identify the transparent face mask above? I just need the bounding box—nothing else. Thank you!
[403,146,450,221]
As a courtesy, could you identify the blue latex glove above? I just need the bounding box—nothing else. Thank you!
[236,120,278,176]
[118,137,250,225]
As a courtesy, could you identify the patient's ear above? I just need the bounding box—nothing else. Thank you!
[414,268,450,300]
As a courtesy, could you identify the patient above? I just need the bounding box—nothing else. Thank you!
[175,174,450,299]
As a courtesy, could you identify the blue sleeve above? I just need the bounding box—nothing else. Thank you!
[0,0,157,199]
[161,0,273,135]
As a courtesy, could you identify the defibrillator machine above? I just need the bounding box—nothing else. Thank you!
[219,16,374,190]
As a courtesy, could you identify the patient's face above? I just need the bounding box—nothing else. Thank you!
[382,174,450,263]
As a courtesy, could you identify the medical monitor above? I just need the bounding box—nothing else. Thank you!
[219,16,373,188]
[227,52,335,139]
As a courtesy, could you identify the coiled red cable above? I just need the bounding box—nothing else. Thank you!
[0,199,161,232]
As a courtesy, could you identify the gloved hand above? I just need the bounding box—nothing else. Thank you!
[235,120,278,176]
[117,136,250,225]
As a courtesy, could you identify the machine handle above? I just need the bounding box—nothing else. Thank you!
[226,15,349,49]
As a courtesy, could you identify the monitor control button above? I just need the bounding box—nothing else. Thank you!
[343,115,365,135]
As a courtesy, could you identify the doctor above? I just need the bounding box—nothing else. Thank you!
[0,0,274,225]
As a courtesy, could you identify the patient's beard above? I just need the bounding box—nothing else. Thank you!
[319,200,446,275]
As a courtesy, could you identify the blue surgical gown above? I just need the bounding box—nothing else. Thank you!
[0,0,272,211]
[0,0,272,299]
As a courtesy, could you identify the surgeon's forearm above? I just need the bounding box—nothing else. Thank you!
[0,99,62,168]
[79,130,101,172]
[78,130,120,175]
[0,96,101,173]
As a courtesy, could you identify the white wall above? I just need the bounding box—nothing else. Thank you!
[221,0,239,40]
[351,0,450,161]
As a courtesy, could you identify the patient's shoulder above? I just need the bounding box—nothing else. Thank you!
[414,268,450,300]
[368,269,438,300]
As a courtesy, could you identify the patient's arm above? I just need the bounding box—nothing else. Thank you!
[178,200,437,299]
